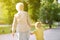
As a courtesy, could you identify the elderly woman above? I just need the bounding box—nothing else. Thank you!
[12,2,31,40]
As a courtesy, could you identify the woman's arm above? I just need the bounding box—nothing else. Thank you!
[27,13,31,27]
[12,15,17,36]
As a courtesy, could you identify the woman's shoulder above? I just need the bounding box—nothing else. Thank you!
[22,11,28,14]
[14,13,19,18]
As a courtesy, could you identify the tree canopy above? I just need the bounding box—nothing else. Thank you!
[0,0,60,28]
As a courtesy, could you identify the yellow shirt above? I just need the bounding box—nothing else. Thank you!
[33,27,44,40]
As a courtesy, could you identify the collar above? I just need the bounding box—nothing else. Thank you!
[17,10,24,15]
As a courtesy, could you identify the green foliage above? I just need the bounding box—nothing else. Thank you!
[3,0,21,24]
[40,0,60,28]
[23,1,28,11]
[0,2,8,24]
[0,0,60,26]
[0,0,29,24]
[0,26,11,34]
[55,3,60,22]
[28,0,40,22]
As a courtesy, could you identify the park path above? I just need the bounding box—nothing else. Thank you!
[0,33,36,40]
[0,34,17,40]
[44,28,60,40]
[1,28,60,40]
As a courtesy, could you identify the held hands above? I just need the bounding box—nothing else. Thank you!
[30,31,34,35]
[30,33,33,35]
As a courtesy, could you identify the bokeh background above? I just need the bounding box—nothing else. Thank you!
[0,0,60,34]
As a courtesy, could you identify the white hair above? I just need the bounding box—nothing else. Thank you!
[16,2,24,11]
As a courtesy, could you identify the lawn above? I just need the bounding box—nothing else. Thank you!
[0,25,12,34]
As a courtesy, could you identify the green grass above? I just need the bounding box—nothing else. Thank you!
[0,26,12,34]
[0,24,57,34]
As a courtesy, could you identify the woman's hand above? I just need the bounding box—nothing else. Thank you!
[12,33,14,37]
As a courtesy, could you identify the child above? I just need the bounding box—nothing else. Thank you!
[31,22,44,40]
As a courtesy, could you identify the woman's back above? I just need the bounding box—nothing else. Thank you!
[15,11,30,32]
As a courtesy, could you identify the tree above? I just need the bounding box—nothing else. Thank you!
[40,0,59,28]
[0,0,23,24]
[28,0,41,22]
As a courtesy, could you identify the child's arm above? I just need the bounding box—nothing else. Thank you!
[30,30,36,35]
[30,31,34,35]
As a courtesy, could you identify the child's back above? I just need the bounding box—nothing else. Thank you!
[33,22,44,40]
[33,27,44,40]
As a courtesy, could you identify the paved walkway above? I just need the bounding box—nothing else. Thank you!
[0,34,36,40]
[44,28,60,40]
[1,28,60,40]
[0,34,17,40]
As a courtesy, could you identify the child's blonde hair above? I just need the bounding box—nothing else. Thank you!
[35,22,42,29]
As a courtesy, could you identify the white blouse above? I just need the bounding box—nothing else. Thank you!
[12,11,30,32]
